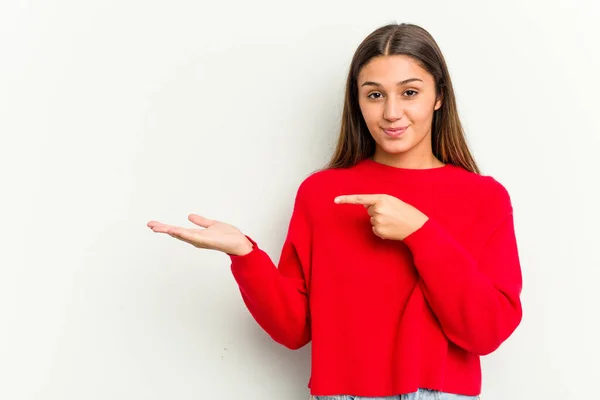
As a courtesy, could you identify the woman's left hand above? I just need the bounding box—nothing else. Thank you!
[334,194,429,240]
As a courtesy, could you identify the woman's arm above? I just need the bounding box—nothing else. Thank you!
[229,184,312,350]
[403,181,523,355]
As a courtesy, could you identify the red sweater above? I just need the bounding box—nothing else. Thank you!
[229,159,523,397]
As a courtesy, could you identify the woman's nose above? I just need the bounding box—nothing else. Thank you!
[383,97,404,121]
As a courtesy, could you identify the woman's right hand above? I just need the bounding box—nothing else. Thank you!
[147,214,254,256]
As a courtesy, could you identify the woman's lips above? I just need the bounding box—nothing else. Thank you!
[383,126,408,137]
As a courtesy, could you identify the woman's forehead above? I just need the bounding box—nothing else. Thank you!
[358,55,432,84]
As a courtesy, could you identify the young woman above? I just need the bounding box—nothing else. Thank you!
[148,23,523,400]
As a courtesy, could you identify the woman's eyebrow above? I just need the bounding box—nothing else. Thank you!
[360,78,424,87]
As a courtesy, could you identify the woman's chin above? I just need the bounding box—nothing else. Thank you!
[377,142,414,156]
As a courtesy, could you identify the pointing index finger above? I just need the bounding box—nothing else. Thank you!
[334,194,379,205]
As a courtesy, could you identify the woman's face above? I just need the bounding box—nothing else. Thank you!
[357,54,442,166]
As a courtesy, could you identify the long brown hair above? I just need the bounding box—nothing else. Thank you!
[326,23,480,174]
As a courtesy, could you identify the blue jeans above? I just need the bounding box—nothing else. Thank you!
[311,388,479,400]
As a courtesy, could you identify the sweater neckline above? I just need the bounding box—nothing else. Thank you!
[356,158,453,180]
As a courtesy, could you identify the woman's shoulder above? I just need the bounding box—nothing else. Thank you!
[290,165,356,211]
[446,165,513,218]
[477,177,515,226]
[451,165,510,196]
[475,171,511,207]
[297,164,353,192]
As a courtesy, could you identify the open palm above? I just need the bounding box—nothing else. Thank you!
[147,214,252,256]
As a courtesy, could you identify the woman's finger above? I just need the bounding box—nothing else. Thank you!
[148,219,222,251]
[165,228,199,247]
[147,220,173,229]
[150,223,177,234]
[188,214,217,228]
[168,227,215,249]
[166,228,201,247]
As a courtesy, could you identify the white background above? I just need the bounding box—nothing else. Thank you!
[1,1,599,399]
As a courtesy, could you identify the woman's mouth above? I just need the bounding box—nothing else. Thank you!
[383,126,409,137]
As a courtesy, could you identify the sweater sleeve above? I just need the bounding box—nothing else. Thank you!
[402,180,523,355]
[228,183,312,350]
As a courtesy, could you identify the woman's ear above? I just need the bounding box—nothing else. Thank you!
[434,86,444,110]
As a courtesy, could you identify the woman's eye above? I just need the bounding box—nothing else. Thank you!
[367,91,417,99]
